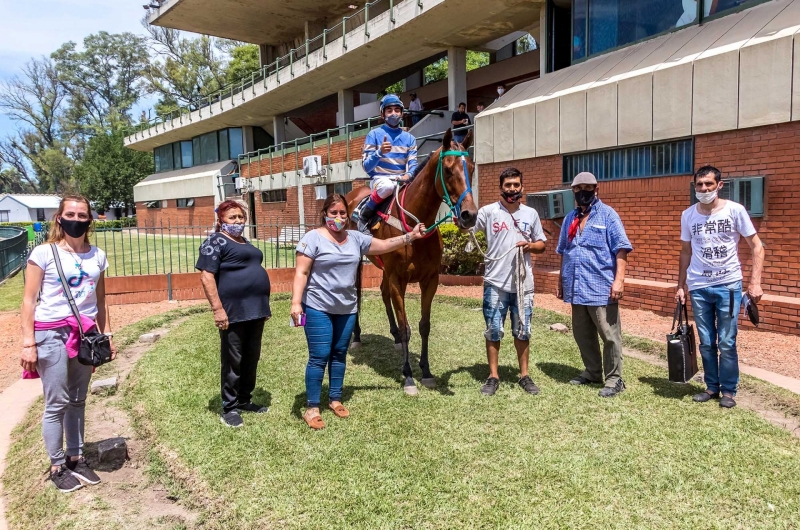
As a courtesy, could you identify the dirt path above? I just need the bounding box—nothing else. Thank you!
[410,285,800,381]
[0,300,204,393]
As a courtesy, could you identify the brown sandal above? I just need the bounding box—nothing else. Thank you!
[328,403,350,419]
[303,412,325,430]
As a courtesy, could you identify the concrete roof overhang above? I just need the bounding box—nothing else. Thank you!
[128,0,543,151]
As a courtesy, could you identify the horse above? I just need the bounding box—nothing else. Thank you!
[345,128,478,395]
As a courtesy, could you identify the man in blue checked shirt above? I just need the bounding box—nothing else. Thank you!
[556,172,633,398]
[359,94,418,224]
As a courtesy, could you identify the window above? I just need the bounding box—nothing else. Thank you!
[181,141,193,169]
[145,201,161,209]
[703,0,764,19]
[228,128,244,159]
[36,208,46,221]
[219,129,230,161]
[563,139,694,183]
[0,210,8,222]
[192,136,201,166]
[261,189,287,203]
[326,181,353,196]
[177,198,195,208]
[690,177,765,217]
[515,34,538,56]
[199,132,219,165]
[173,141,182,170]
[154,144,174,173]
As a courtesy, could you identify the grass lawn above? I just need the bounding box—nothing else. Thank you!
[115,295,800,529]
[93,230,297,277]
[0,271,24,311]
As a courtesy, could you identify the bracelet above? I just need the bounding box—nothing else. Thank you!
[404,234,411,245]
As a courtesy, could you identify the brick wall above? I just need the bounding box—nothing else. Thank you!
[240,135,368,179]
[478,120,800,335]
[135,195,216,233]
[251,180,368,229]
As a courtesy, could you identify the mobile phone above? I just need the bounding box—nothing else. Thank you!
[290,314,306,327]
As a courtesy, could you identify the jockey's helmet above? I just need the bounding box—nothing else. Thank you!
[380,94,404,114]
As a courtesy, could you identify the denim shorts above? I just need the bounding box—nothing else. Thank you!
[482,283,533,341]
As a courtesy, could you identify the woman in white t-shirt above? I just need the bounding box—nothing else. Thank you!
[20,195,114,493]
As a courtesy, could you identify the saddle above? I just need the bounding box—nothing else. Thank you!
[352,186,408,234]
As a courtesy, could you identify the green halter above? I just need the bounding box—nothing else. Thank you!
[424,150,472,234]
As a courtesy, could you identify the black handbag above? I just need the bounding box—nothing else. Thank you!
[50,244,113,367]
[666,301,699,383]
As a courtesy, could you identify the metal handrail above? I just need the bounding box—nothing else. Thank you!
[126,0,410,140]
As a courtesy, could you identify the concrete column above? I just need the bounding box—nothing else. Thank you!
[273,116,286,145]
[447,47,467,111]
[404,70,423,92]
[259,44,277,67]
[242,126,255,153]
[337,89,355,127]
[296,175,306,228]
[539,4,547,75]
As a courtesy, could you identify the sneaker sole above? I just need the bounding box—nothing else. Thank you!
[237,408,269,414]
[220,416,243,428]
[71,471,101,485]
[54,482,83,493]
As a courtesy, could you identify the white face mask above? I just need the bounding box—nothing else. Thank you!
[695,189,718,205]
[497,88,505,95]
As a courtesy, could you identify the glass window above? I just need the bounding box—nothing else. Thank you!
[199,132,219,165]
[515,34,538,55]
[261,189,287,203]
[219,129,230,161]
[326,181,353,196]
[192,137,201,167]
[563,139,694,182]
[154,144,174,173]
[228,128,244,159]
[573,0,588,61]
[181,141,193,169]
[177,198,195,208]
[172,142,182,169]
[0,210,8,222]
[703,0,759,18]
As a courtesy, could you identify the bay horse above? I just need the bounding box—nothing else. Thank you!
[345,128,478,395]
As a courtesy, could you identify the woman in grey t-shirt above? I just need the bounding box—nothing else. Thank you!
[291,193,425,429]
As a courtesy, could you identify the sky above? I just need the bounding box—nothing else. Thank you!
[0,0,156,140]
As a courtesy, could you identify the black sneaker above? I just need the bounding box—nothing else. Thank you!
[719,395,737,408]
[66,457,101,485]
[480,377,500,396]
[518,376,540,395]
[221,410,243,427]
[569,375,602,386]
[598,379,626,398]
[693,391,720,403]
[237,402,269,414]
[49,465,83,493]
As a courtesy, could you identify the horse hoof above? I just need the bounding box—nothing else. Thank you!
[420,377,436,389]
[350,341,361,350]
[394,343,402,351]
[403,378,419,396]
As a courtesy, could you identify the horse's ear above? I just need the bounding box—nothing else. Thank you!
[442,128,453,150]
[461,129,473,151]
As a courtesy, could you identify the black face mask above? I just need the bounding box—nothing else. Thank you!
[59,218,91,238]
[574,190,595,207]
[502,190,522,203]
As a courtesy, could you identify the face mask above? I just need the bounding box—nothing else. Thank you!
[384,114,402,127]
[326,216,347,232]
[575,189,595,207]
[497,88,505,95]
[59,218,91,238]
[502,190,522,203]
[695,189,718,205]
[222,222,245,237]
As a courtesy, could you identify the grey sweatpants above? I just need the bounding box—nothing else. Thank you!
[571,304,623,387]
[35,327,93,466]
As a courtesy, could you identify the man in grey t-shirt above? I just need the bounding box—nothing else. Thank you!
[474,167,546,396]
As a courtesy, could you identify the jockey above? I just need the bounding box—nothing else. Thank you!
[359,94,419,224]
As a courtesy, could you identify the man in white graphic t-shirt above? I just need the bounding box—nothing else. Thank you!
[474,167,547,397]
[676,165,765,409]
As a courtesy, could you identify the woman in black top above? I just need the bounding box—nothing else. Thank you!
[196,200,271,428]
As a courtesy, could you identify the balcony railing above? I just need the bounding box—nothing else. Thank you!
[126,0,418,140]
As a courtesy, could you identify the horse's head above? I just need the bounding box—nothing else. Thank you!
[436,128,478,229]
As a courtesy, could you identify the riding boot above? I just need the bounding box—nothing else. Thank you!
[359,198,380,224]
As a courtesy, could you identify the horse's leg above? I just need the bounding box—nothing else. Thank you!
[381,277,401,348]
[350,262,363,350]
[387,275,417,395]
[418,274,438,389]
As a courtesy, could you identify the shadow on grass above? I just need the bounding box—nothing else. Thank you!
[349,333,415,384]
[433,363,521,395]
[206,387,273,414]
[536,362,584,385]
[639,376,701,399]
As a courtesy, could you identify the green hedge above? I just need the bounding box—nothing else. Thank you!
[439,223,486,276]
[0,217,136,231]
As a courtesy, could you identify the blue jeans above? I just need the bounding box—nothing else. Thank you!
[689,281,743,396]
[482,283,533,342]
[303,305,357,408]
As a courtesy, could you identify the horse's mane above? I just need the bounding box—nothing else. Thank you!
[413,149,441,178]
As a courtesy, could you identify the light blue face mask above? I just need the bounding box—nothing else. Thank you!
[384,114,402,127]
[222,222,245,237]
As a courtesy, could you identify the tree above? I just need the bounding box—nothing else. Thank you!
[74,123,153,212]
[226,44,261,85]
[51,32,150,127]
[0,168,35,193]
[423,51,489,84]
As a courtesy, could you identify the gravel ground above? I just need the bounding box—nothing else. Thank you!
[0,299,204,393]
[407,285,800,381]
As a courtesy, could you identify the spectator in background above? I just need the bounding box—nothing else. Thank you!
[291,194,426,430]
[20,194,113,493]
[409,93,423,125]
[451,102,471,145]
[676,165,765,409]
[197,200,272,428]
[557,172,633,398]
[495,84,506,102]
[476,102,485,113]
